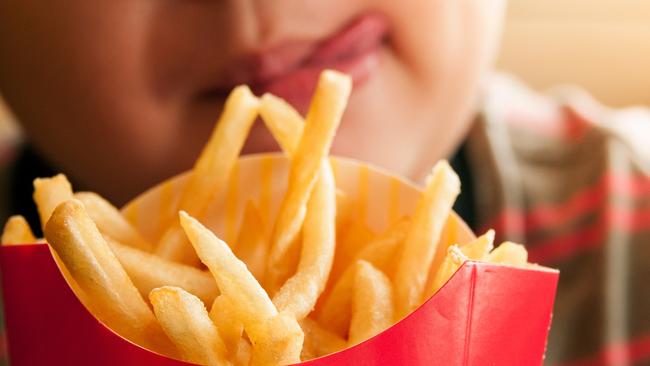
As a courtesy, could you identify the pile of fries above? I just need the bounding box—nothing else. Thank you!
[1,70,532,366]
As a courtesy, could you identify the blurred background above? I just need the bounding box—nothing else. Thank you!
[497,0,650,107]
[2,0,650,159]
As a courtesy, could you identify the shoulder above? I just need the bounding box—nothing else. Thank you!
[479,73,650,172]
[467,73,650,258]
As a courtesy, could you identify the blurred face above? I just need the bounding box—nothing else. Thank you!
[0,0,505,205]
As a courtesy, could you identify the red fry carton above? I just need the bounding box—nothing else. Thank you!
[0,154,559,365]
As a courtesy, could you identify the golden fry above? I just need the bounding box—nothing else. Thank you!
[33,174,73,231]
[328,219,375,286]
[300,318,346,360]
[259,93,304,156]
[209,295,244,358]
[108,239,218,306]
[75,192,153,251]
[272,161,336,320]
[424,245,468,299]
[234,339,252,366]
[156,86,259,265]
[488,241,528,266]
[460,229,495,260]
[2,215,36,245]
[150,286,230,365]
[44,200,174,356]
[422,230,494,300]
[349,260,394,346]
[180,211,277,326]
[266,71,352,294]
[179,212,303,364]
[394,160,460,319]
[249,312,304,366]
[317,217,409,336]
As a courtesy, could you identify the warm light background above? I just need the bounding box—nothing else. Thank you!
[496,0,650,107]
[2,0,650,145]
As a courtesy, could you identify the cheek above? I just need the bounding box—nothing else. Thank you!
[331,0,505,177]
[0,0,207,203]
[384,0,504,94]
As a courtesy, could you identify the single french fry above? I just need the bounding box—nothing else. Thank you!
[317,217,409,336]
[266,71,352,295]
[422,230,494,301]
[393,160,460,319]
[460,229,495,260]
[179,212,303,364]
[272,160,336,320]
[249,312,304,366]
[180,211,277,326]
[75,192,153,251]
[424,245,468,299]
[234,339,252,366]
[33,174,74,231]
[150,286,230,365]
[349,260,394,346]
[329,219,375,286]
[488,241,528,266]
[44,200,174,356]
[2,215,36,245]
[231,201,269,282]
[156,86,259,265]
[108,239,218,306]
[209,295,244,358]
[259,93,305,156]
[424,214,461,290]
[260,90,344,321]
[300,317,347,360]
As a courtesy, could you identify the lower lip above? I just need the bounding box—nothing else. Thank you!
[252,44,383,114]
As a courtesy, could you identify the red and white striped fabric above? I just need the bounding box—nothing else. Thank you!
[468,73,650,366]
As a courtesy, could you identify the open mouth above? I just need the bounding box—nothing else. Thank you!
[198,13,389,111]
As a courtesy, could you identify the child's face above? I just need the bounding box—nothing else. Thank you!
[0,1,505,204]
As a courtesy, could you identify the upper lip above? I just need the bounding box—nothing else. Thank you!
[201,13,389,96]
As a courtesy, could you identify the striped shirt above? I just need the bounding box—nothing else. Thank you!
[466,74,650,366]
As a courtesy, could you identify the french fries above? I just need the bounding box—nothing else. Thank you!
[422,229,495,300]
[179,211,303,365]
[299,318,346,360]
[393,161,460,319]
[349,260,394,346]
[209,295,244,358]
[272,160,336,320]
[317,217,409,336]
[44,200,175,356]
[33,173,74,231]
[2,69,543,366]
[260,84,339,321]
[150,286,230,365]
[259,93,304,156]
[108,239,219,306]
[488,241,528,266]
[1,215,36,245]
[155,86,259,265]
[75,191,153,251]
[425,245,468,299]
[459,229,495,260]
[266,70,351,295]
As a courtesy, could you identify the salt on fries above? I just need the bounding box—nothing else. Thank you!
[2,69,537,365]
